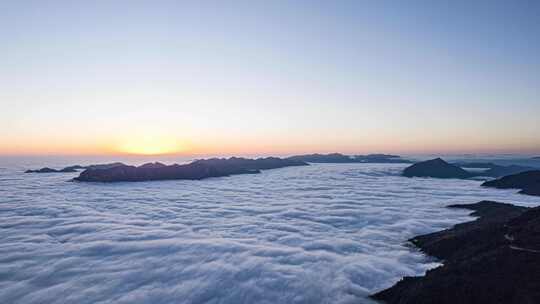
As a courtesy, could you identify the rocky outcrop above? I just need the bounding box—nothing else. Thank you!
[73,157,308,182]
[372,201,540,304]
[402,158,472,178]
[482,170,540,196]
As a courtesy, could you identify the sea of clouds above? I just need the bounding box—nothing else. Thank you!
[1,162,539,304]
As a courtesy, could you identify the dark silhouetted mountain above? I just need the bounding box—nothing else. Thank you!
[61,165,87,171]
[74,157,308,182]
[286,153,412,163]
[372,201,540,304]
[482,170,540,196]
[533,156,540,159]
[192,157,306,172]
[138,162,167,169]
[286,153,353,163]
[353,154,413,163]
[84,162,126,170]
[403,158,472,178]
[25,162,126,173]
[25,167,74,173]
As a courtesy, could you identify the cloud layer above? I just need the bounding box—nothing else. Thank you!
[1,163,539,303]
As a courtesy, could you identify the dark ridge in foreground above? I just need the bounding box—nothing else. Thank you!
[73,157,308,182]
[286,153,412,163]
[372,201,540,304]
[402,158,472,178]
[25,162,125,173]
[482,170,540,196]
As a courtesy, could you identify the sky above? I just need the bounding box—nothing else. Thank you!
[1,0,539,156]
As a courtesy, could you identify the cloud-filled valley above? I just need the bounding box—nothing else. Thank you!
[1,163,539,304]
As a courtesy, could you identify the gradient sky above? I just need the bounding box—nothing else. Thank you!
[1,0,539,156]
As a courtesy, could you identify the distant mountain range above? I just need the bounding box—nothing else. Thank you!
[286,153,412,163]
[25,154,539,189]
[25,162,125,173]
[73,157,308,182]
[402,158,537,179]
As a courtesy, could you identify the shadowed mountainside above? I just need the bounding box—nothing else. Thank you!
[372,201,540,304]
[402,158,472,178]
[482,170,540,196]
[74,157,308,182]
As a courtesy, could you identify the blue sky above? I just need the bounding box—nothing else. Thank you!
[1,0,539,155]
